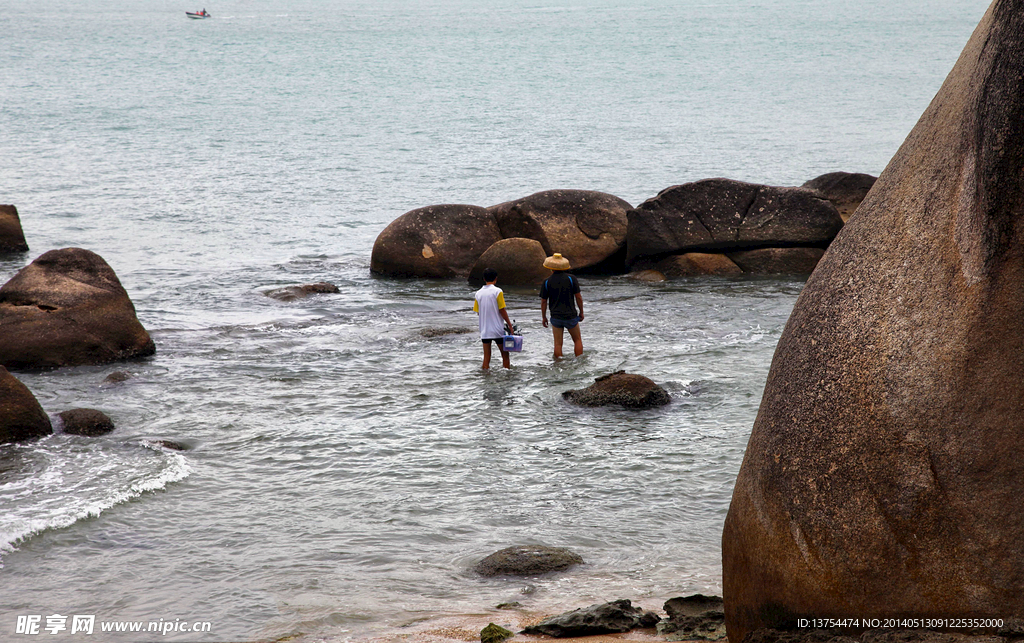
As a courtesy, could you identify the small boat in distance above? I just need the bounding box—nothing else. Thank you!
[186,9,210,18]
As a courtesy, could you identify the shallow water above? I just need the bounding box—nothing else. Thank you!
[0,0,990,640]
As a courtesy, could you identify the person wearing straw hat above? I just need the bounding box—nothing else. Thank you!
[539,253,584,358]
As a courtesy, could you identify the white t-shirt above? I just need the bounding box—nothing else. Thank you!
[473,284,507,340]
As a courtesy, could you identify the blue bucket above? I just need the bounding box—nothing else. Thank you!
[502,335,523,352]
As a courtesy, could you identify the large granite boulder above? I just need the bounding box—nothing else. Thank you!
[468,237,552,286]
[474,545,583,577]
[0,366,52,443]
[726,247,825,274]
[488,190,631,272]
[563,371,670,409]
[0,248,155,369]
[651,252,743,277]
[802,172,877,222]
[626,179,842,267]
[370,204,501,278]
[723,3,1024,640]
[522,599,660,638]
[0,205,29,253]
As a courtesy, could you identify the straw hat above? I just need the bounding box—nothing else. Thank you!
[543,253,571,271]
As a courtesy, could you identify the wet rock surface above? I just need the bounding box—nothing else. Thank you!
[562,371,670,409]
[521,599,660,638]
[473,545,583,577]
[0,366,52,444]
[57,408,115,437]
[265,282,340,301]
[0,204,29,253]
[0,248,155,369]
[659,594,726,641]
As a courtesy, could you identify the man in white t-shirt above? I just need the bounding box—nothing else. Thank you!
[473,268,514,369]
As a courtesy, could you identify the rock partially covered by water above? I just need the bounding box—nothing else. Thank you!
[480,623,514,643]
[420,327,473,338]
[0,366,52,444]
[474,545,583,577]
[57,408,115,437]
[265,282,340,301]
[652,252,743,277]
[488,190,632,272]
[802,172,877,222]
[371,204,501,278]
[0,248,156,369]
[658,595,726,641]
[726,247,825,274]
[521,599,660,638]
[468,237,552,286]
[626,179,842,267]
[0,205,29,253]
[723,6,1024,640]
[563,371,670,409]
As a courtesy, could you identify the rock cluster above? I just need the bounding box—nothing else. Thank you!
[724,4,1024,640]
[562,371,670,409]
[371,174,871,281]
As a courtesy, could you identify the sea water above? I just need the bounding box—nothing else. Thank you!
[0,0,990,640]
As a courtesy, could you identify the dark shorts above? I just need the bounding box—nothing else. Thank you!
[550,316,579,330]
[482,338,506,348]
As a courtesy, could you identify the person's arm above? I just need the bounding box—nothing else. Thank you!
[540,298,548,328]
[501,308,513,332]
[575,292,584,322]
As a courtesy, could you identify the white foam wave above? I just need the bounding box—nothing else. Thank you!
[0,444,192,566]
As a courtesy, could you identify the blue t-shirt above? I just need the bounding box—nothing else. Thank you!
[540,273,580,320]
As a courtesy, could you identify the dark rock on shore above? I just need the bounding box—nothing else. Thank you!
[653,252,743,277]
[626,179,842,267]
[468,237,552,286]
[659,595,726,641]
[0,205,29,253]
[371,204,501,278]
[522,599,660,638]
[562,371,670,409]
[0,248,155,370]
[802,172,877,222]
[265,282,340,301]
[474,545,583,577]
[0,366,52,444]
[488,190,631,272]
[480,623,514,643]
[724,5,1024,640]
[57,409,115,437]
[726,247,825,274]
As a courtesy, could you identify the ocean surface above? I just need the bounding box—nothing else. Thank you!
[0,0,990,640]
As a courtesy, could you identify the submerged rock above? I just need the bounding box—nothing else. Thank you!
[0,248,155,369]
[468,237,552,286]
[57,408,115,437]
[802,171,877,222]
[521,599,660,638]
[0,366,52,444]
[265,282,340,301]
[474,545,583,577]
[488,190,632,272]
[371,204,501,278]
[563,371,670,409]
[723,4,1024,640]
[626,179,841,267]
[420,327,473,338]
[103,371,131,384]
[0,205,29,253]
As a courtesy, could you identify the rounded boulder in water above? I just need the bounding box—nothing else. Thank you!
[473,545,583,577]
[0,248,155,370]
[468,238,551,286]
[0,366,52,444]
[562,371,670,409]
[57,409,115,437]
